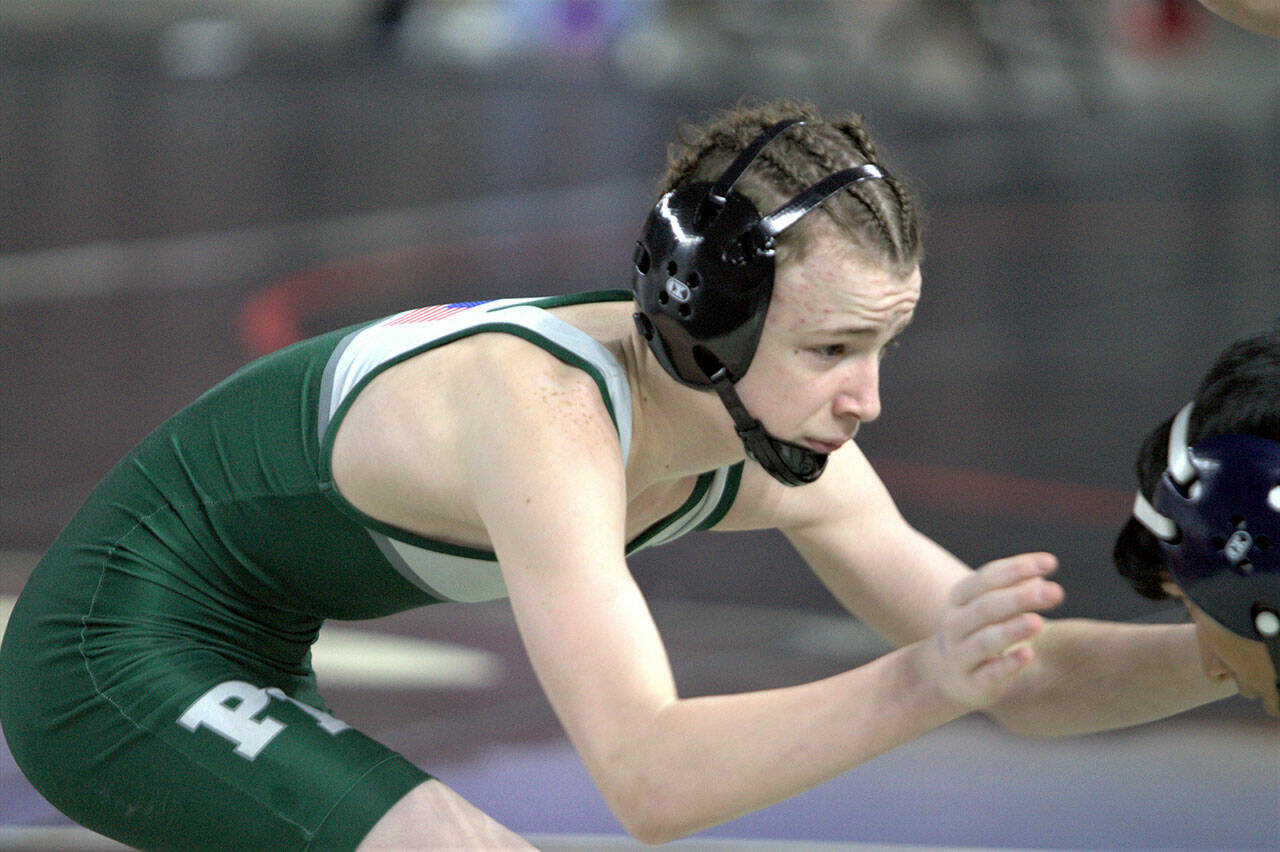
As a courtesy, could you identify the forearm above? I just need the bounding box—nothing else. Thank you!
[987,619,1236,737]
[597,641,963,843]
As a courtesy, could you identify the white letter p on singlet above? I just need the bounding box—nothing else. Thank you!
[178,680,285,760]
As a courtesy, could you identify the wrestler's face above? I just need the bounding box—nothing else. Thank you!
[734,236,919,456]
[1164,582,1279,716]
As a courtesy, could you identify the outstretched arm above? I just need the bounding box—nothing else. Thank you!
[987,617,1236,737]
[764,444,1235,739]
[461,346,1054,843]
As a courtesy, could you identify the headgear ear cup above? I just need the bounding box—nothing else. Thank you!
[632,118,803,389]
[632,118,887,485]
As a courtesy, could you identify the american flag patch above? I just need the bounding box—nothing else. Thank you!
[384,301,490,325]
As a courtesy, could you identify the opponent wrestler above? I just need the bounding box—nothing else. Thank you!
[1118,327,1280,716]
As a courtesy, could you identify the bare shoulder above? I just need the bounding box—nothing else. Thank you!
[331,330,624,542]
[713,441,901,533]
[457,332,627,473]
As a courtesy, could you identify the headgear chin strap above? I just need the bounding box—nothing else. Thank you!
[705,366,826,486]
[1131,402,1280,696]
[632,117,886,486]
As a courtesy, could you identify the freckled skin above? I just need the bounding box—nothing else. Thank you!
[736,237,921,450]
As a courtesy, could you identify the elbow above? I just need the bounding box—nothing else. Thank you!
[619,808,680,844]
[609,789,693,846]
[600,770,701,845]
[591,707,719,844]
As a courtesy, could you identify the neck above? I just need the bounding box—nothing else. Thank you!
[620,328,746,492]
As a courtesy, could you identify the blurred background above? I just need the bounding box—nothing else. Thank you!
[1,1,1278,849]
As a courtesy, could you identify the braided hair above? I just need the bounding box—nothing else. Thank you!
[659,99,921,276]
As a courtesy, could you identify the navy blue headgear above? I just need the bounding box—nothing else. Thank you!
[1132,403,1280,690]
[631,118,886,486]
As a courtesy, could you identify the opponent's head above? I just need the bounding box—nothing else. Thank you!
[632,100,920,485]
[1116,328,1280,712]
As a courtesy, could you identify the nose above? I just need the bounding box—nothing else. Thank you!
[833,355,881,425]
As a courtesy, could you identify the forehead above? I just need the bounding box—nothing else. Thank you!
[771,240,921,327]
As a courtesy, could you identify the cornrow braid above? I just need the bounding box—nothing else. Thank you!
[874,174,918,269]
[662,113,809,195]
[834,116,880,161]
[834,118,919,268]
[789,126,900,265]
[657,100,921,276]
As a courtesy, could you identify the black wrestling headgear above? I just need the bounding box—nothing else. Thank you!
[632,118,886,486]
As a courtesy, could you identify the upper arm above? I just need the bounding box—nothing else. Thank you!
[454,342,680,782]
[729,444,970,646]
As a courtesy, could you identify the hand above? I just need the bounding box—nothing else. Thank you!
[925,553,1064,712]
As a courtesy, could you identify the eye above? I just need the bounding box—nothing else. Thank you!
[879,337,903,361]
[813,344,846,358]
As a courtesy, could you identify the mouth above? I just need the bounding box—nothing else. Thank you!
[803,438,847,454]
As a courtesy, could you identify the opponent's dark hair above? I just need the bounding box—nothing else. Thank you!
[1115,325,1280,599]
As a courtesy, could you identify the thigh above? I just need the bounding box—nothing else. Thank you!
[357,779,535,850]
[1,556,429,852]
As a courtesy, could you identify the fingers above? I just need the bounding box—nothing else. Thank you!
[928,552,1066,710]
[949,574,1063,646]
[968,641,1036,692]
[937,610,1043,708]
[942,553,1064,676]
[948,552,1057,609]
[961,612,1043,664]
